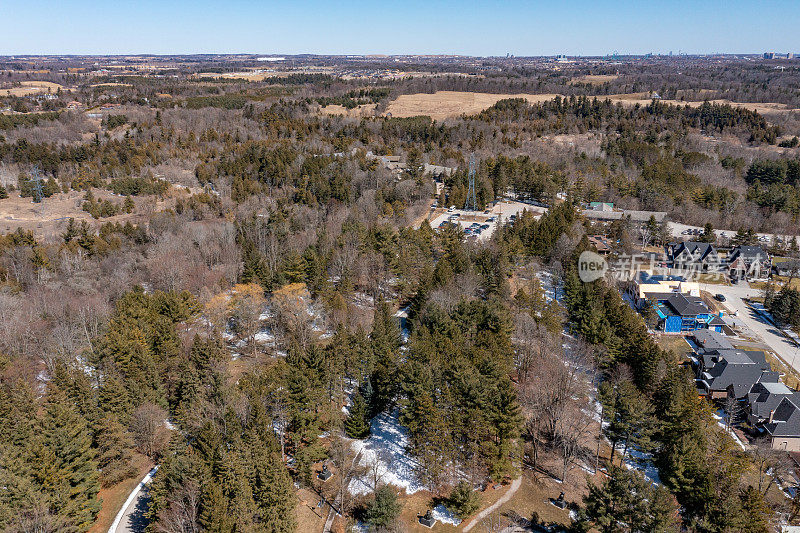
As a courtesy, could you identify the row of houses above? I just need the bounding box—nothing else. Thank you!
[667,242,771,280]
[688,329,800,451]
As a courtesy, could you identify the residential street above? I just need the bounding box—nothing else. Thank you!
[700,282,800,374]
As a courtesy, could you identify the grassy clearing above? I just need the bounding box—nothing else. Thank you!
[655,334,691,356]
[697,273,729,285]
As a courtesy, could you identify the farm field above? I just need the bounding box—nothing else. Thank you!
[385,90,795,120]
[0,80,65,97]
[569,74,619,85]
[385,91,562,119]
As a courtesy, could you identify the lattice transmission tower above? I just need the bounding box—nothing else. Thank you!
[464,153,477,211]
[30,165,44,203]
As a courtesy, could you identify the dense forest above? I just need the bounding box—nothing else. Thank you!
[0,56,799,532]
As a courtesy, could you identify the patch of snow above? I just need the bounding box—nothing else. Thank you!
[348,410,423,495]
[349,521,370,533]
[713,410,747,450]
[259,305,274,321]
[432,504,461,526]
[622,446,661,485]
[254,329,275,343]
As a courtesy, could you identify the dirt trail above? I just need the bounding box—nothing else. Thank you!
[461,477,522,532]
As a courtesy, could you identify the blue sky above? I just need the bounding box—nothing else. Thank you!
[0,0,797,56]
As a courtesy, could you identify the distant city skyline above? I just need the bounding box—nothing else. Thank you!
[1,0,797,57]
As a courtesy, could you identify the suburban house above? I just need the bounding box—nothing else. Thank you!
[626,271,700,309]
[587,235,613,255]
[667,242,722,272]
[696,348,775,399]
[728,245,770,280]
[689,328,734,351]
[774,259,800,278]
[652,292,725,333]
[763,397,800,451]
[747,381,800,426]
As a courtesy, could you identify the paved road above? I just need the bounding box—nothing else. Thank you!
[701,283,800,374]
[110,466,158,533]
[670,222,780,244]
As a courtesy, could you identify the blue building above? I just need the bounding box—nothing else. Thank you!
[651,292,725,333]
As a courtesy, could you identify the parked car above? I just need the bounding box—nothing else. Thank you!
[715,294,726,302]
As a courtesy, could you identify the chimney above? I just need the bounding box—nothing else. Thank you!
[769,409,775,424]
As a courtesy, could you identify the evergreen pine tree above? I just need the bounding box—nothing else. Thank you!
[32,387,101,531]
[94,415,136,487]
[345,393,370,439]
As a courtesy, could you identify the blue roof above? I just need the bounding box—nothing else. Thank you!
[638,271,687,284]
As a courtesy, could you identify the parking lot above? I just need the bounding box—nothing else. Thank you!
[671,222,774,244]
[428,199,543,241]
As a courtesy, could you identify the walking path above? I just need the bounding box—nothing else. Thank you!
[109,466,158,533]
[462,477,522,532]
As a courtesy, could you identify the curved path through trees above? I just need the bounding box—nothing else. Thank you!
[109,466,159,533]
[461,477,522,532]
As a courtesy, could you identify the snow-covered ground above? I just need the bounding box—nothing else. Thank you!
[432,504,461,526]
[622,446,662,485]
[536,271,564,303]
[348,410,423,496]
[713,409,747,451]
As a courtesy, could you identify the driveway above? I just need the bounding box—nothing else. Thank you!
[701,283,800,373]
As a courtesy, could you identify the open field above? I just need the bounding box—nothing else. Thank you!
[385,90,796,120]
[0,189,179,241]
[569,74,619,85]
[605,92,792,114]
[0,80,65,97]
[385,91,562,119]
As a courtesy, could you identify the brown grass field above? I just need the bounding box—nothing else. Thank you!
[384,90,794,120]
[0,188,184,241]
[319,103,378,118]
[569,74,619,85]
[604,92,791,114]
[0,81,65,97]
[385,91,563,120]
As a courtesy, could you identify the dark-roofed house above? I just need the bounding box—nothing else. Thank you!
[690,329,734,351]
[587,235,613,255]
[653,293,725,333]
[667,242,722,272]
[763,397,800,451]
[697,348,774,399]
[774,259,800,278]
[728,245,770,280]
[747,381,800,425]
